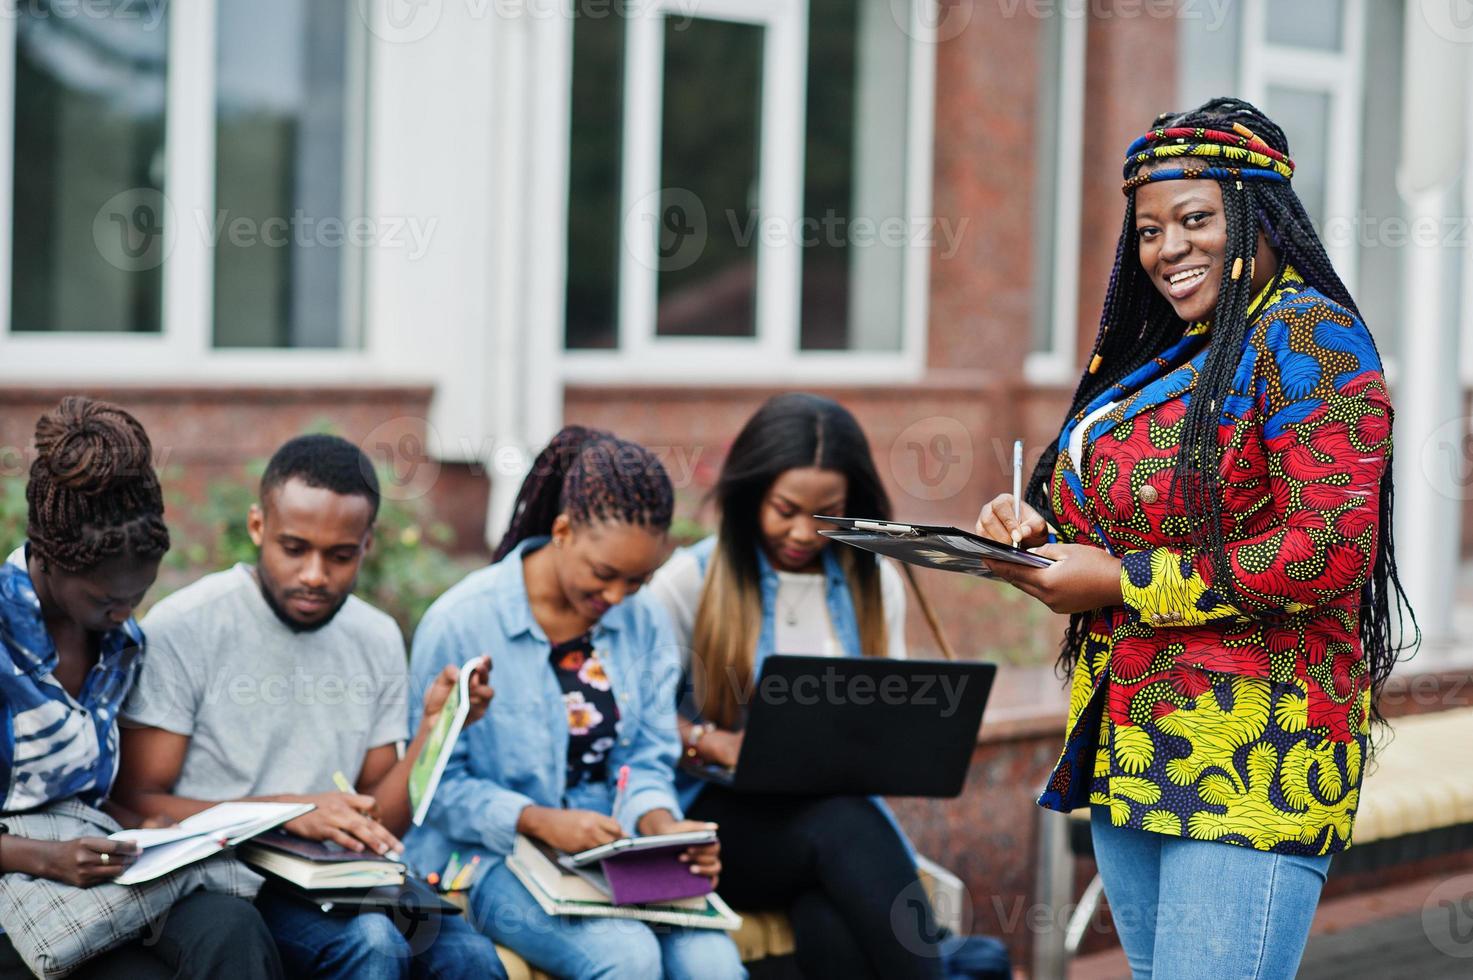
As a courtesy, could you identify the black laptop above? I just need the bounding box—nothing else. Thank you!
[685,655,995,798]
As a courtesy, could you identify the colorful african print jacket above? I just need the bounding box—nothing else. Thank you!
[1036,267,1392,856]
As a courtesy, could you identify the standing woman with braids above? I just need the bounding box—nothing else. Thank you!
[0,397,281,979]
[973,99,1416,978]
[403,426,745,980]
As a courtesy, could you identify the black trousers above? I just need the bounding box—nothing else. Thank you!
[689,787,945,980]
[0,891,283,980]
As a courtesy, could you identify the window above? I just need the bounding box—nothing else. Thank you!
[213,0,364,348]
[3,0,364,350]
[562,0,933,377]
[1182,0,1394,347]
[1026,7,1085,382]
[1239,0,1366,289]
[11,1,168,334]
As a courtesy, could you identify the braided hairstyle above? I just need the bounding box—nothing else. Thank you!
[492,425,675,562]
[26,396,170,573]
[1028,97,1417,716]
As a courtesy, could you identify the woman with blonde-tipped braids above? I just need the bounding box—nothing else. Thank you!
[973,98,1417,978]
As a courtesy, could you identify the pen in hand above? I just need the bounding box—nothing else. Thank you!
[1012,440,1023,545]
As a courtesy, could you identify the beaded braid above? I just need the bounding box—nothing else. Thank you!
[1029,97,1417,719]
[26,396,170,573]
[492,425,675,563]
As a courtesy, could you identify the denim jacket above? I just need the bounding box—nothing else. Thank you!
[401,538,685,878]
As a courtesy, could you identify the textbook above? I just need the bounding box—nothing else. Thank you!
[815,516,1055,578]
[561,830,719,905]
[108,800,314,886]
[409,655,488,826]
[507,835,740,930]
[238,829,407,889]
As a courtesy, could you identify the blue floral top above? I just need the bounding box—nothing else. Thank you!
[0,546,145,813]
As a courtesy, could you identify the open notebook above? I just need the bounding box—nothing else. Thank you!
[108,801,313,885]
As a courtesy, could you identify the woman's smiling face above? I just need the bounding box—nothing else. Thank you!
[1133,174,1229,324]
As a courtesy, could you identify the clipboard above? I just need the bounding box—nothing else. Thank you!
[815,516,1054,578]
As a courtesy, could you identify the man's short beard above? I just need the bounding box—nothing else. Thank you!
[255,567,351,634]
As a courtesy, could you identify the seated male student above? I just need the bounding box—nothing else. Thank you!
[112,435,505,980]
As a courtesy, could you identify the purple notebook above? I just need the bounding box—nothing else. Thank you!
[565,831,718,906]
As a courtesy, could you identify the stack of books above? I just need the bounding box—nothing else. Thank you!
[507,835,740,931]
[238,829,406,889]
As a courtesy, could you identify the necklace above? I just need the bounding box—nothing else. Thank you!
[776,574,823,627]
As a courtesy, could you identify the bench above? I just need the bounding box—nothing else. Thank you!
[1031,705,1473,979]
[476,855,966,980]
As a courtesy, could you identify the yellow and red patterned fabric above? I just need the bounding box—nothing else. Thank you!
[1036,267,1393,855]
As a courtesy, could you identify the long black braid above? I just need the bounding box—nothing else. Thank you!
[492,425,675,562]
[1028,97,1417,721]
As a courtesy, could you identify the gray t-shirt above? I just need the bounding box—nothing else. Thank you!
[121,564,410,800]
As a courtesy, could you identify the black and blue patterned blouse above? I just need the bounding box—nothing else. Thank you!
[0,546,144,811]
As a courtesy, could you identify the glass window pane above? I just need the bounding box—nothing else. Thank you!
[12,2,167,333]
[1030,11,1063,354]
[1266,0,1342,51]
[801,0,908,352]
[656,17,762,339]
[1355,0,1403,351]
[565,11,626,350]
[1266,86,1331,229]
[213,0,356,348]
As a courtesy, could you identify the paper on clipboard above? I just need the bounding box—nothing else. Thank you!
[815,516,1055,578]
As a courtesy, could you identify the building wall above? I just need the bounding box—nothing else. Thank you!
[0,385,491,563]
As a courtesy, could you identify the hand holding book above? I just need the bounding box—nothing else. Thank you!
[422,655,493,730]
[637,810,721,889]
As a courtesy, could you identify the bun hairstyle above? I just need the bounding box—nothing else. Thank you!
[491,425,675,563]
[26,396,170,573]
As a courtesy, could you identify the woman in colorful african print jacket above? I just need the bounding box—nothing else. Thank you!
[975,98,1417,979]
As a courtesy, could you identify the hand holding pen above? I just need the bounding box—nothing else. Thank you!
[974,440,1048,548]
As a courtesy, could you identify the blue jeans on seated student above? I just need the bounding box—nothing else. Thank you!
[468,861,747,980]
[1089,807,1331,980]
[254,887,507,980]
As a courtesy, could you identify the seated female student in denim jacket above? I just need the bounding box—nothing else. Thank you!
[403,426,745,980]
[0,397,280,980]
[646,393,945,979]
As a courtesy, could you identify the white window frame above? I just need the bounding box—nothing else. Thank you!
[557,0,936,386]
[1023,8,1086,386]
[1239,0,1367,291]
[0,0,383,383]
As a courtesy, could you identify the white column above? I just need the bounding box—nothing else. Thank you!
[1394,5,1469,652]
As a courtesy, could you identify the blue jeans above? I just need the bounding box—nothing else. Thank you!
[255,887,507,980]
[1089,807,1331,980]
[467,860,747,980]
